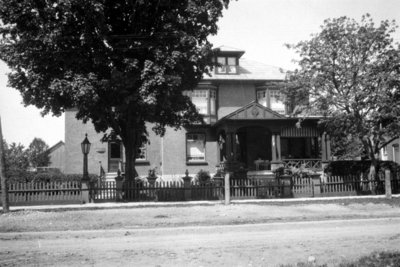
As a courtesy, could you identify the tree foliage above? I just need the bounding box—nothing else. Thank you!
[2,140,31,182]
[284,14,400,179]
[0,0,230,180]
[27,137,50,168]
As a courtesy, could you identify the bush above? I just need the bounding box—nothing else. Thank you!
[195,169,211,184]
[324,160,400,177]
[28,169,99,183]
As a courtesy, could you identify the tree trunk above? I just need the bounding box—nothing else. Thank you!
[120,111,144,182]
[0,117,10,213]
[362,138,379,193]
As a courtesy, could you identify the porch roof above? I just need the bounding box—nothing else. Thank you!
[215,101,284,125]
[214,101,321,127]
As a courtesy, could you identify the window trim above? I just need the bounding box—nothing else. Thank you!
[186,132,207,164]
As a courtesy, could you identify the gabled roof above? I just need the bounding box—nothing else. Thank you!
[217,101,285,123]
[47,141,65,154]
[205,58,286,81]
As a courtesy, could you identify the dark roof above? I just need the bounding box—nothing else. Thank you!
[204,58,287,81]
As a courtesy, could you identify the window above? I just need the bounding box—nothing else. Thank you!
[256,89,285,114]
[136,144,147,161]
[210,90,216,115]
[110,142,122,159]
[269,90,285,114]
[383,146,388,156]
[256,90,267,107]
[189,89,216,116]
[186,133,206,162]
[216,56,238,74]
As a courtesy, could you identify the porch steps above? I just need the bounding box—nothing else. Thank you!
[247,170,275,180]
[104,172,118,182]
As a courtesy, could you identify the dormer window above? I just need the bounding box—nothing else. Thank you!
[216,56,238,74]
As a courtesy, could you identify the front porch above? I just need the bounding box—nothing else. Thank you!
[214,102,332,177]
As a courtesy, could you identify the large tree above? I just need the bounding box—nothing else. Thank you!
[0,0,230,180]
[27,138,50,168]
[284,14,400,180]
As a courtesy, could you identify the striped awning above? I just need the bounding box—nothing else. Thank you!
[281,127,319,137]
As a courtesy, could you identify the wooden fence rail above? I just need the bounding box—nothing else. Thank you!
[1,181,81,204]
[2,173,400,205]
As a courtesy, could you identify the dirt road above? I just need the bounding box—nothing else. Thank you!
[1,217,400,266]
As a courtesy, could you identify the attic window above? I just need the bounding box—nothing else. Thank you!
[216,56,238,74]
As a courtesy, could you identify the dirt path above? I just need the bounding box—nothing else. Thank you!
[1,217,400,266]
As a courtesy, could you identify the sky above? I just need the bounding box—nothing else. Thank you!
[1,0,400,147]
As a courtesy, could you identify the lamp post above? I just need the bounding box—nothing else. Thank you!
[81,134,91,204]
[81,133,91,181]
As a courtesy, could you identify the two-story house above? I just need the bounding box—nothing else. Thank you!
[63,46,332,179]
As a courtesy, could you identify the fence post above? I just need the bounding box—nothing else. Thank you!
[115,170,124,202]
[280,174,292,198]
[81,180,90,204]
[224,172,231,205]
[182,170,192,201]
[385,169,392,199]
[311,174,321,197]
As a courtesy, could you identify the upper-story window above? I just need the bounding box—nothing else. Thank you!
[256,89,286,114]
[216,56,238,74]
[189,89,216,116]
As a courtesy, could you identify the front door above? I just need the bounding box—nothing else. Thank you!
[237,127,271,170]
[108,141,123,172]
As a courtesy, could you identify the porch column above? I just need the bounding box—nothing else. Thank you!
[321,132,327,162]
[232,132,238,161]
[226,132,233,161]
[271,134,277,162]
[326,134,332,161]
[276,134,282,161]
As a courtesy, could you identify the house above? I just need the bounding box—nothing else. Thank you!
[63,46,332,179]
[46,141,66,171]
[380,139,400,164]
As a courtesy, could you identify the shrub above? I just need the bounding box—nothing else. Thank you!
[195,169,211,183]
[30,170,99,183]
[324,160,400,177]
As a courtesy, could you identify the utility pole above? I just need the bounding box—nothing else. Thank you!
[0,116,10,212]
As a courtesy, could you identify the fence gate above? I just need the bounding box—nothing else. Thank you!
[292,176,314,198]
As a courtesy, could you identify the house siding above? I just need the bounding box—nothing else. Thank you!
[64,109,219,178]
[160,127,219,178]
[383,139,400,164]
[217,82,256,118]
[48,143,65,171]
[64,110,108,175]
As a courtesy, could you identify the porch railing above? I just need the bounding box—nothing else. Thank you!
[282,159,322,170]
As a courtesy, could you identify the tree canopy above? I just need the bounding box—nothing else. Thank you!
[27,137,50,168]
[284,14,400,178]
[2,140,30,182]
[0,0,231,180]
